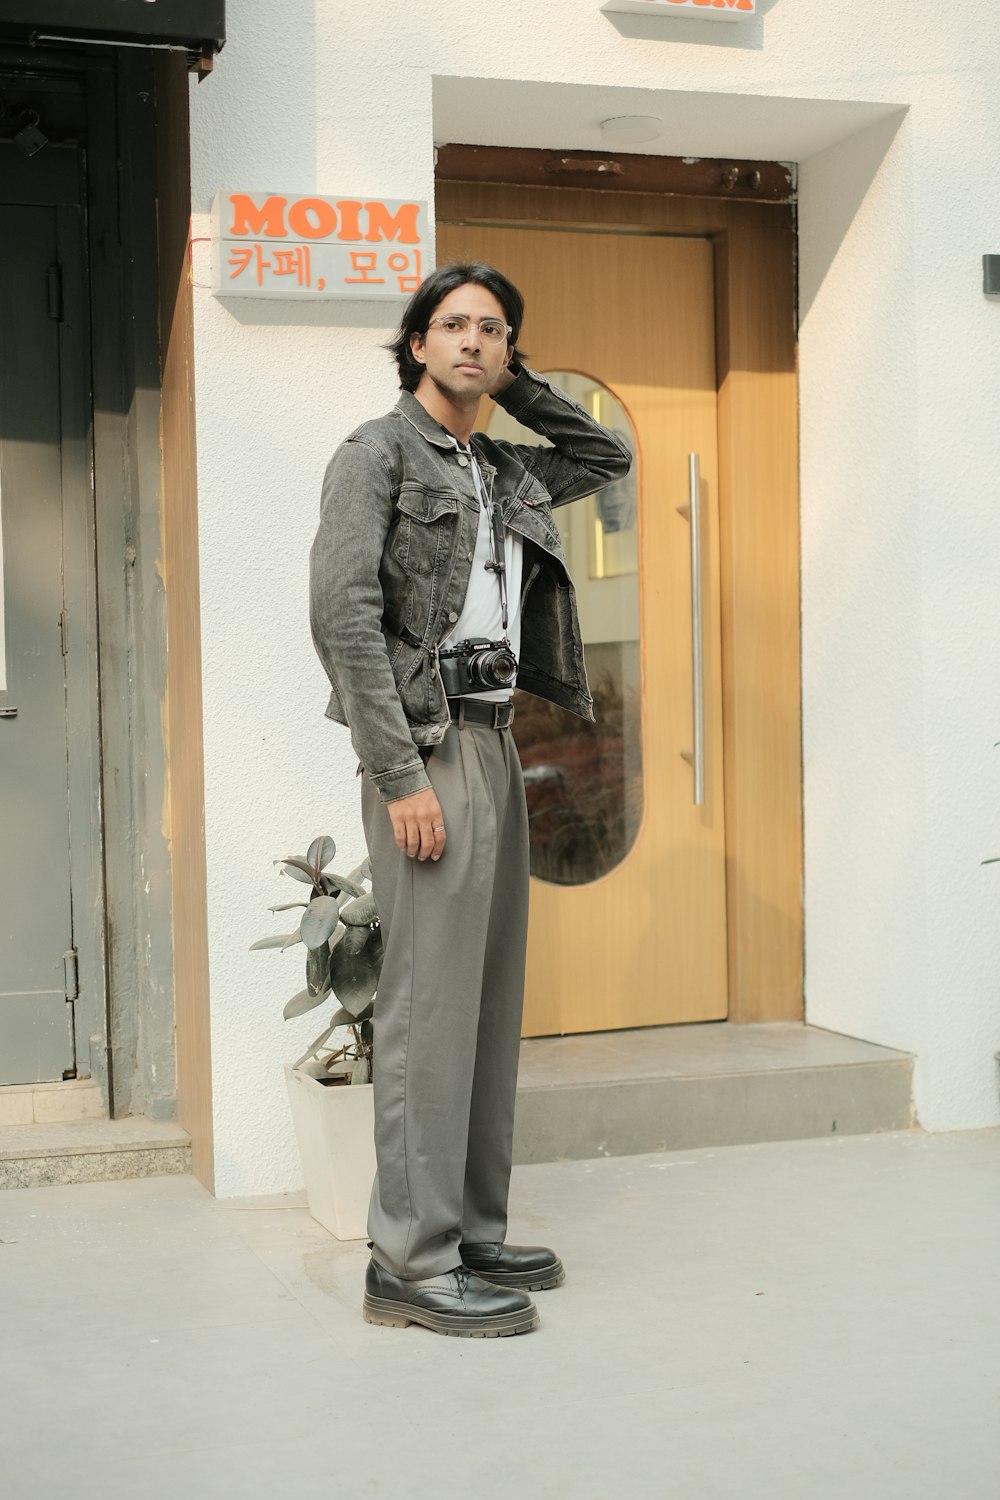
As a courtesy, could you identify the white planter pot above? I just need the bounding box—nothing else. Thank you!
[284,1062,376,1240]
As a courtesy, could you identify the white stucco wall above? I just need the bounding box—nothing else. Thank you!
[189,0,1000,1195]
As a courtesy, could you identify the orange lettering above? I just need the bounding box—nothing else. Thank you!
[287,197,338,239]
[229,193,287,238]
[335,200,364,241]
[363,202,420,245]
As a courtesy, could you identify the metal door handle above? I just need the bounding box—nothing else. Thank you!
[687,453,705,806]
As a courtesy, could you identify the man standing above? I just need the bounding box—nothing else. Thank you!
[310,262,630,1337]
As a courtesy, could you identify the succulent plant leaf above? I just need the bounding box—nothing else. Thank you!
[249,933,298,951]
[300,895,341,949]
[329,936,380,1013]
[341,891,379,926]
[284,986,328,1020]
[306,944,331,997]
[306,835,337,872]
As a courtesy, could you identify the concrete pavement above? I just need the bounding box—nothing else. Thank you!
[2,1127,998,1498]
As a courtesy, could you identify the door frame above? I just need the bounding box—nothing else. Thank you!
[435,146,803,1024]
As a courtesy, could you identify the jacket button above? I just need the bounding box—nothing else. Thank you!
[466,550,474,562]
[447,610,459,623]
[457,455,469,467]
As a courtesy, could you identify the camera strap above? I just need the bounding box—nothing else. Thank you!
[444,430,513,648]
[471,449,510,641]
[485,497,510,637]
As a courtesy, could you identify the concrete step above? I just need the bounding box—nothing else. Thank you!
[0,1078,107,1126]
[0,1118,191,1189]
[512,1021,914,1164]
[0,1023,914,1189]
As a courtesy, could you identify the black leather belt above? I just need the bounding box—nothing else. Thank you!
[448,698,515,729]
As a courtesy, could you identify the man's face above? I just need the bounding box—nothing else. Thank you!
[409,282,512,403]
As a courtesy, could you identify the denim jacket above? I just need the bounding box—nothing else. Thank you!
[309,366,632,803]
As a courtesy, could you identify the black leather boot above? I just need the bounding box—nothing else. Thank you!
[363,1259,539,1337]
[459,1241,565,1291]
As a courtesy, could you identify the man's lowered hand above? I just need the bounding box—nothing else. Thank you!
[387,787,446,861]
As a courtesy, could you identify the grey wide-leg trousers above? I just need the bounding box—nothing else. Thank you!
[360,722,530,1280]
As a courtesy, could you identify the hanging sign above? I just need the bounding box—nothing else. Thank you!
[602,0,755,17]
[213,191,427,300]
[1,1,225,50]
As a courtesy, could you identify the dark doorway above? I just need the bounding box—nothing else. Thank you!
[0,139,100,1084]
[0,47,185,1118]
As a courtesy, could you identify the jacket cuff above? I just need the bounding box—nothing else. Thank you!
[370,758,432,804]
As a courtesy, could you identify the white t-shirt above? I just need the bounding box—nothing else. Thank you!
[439,437,523,702]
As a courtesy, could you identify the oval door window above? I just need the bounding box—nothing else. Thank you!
[488,372,642,886]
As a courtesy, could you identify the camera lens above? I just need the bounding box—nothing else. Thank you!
[469,646,517,690]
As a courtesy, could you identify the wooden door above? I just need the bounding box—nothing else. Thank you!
[438,219,728,1034]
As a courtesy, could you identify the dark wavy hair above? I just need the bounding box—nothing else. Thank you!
[386,261,527,392]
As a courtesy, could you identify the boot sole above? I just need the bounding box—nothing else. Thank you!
[363,1292,540,1337]
[463,1262,566,1292]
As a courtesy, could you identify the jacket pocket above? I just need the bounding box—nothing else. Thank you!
[392,485,460,575]
[399,650,432,721]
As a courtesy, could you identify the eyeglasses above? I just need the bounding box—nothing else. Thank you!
[426,314,512,345]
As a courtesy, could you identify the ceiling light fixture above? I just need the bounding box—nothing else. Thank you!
[599,115,663,145]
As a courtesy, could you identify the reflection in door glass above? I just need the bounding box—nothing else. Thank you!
[488,372,642,886]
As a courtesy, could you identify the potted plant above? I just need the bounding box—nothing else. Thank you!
[251,834,383,1239]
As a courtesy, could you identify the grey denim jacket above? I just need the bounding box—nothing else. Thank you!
[309,366,632,803]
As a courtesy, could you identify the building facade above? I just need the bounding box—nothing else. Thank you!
[2,1,999,1196]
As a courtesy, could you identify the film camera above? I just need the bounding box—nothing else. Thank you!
[438,638,517,697]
